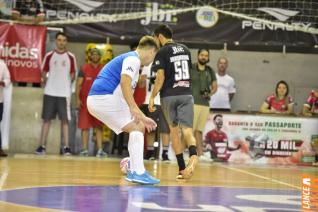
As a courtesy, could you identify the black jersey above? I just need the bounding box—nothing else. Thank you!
[152,42,192,97]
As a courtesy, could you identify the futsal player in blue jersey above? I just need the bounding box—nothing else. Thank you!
[87,36,160,185]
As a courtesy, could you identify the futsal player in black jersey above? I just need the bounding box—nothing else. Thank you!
[149,24,198,180]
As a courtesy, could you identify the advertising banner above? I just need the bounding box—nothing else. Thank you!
[58,2,317,52]
[204,113,318,165]
[0,23,47,83]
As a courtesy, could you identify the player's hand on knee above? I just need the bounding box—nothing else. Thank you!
[143,117,157,132]
[130,106,143,122]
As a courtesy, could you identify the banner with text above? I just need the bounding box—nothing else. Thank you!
[0,23,47,83]
[204,113,318,165]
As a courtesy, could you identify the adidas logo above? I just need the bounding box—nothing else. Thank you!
[65,0,104,12]
[257,8,299,22]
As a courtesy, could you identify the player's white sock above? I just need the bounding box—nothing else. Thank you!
[128,131,146,175]
[127,137,135,173]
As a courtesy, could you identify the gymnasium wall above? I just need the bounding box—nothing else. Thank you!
[68,42,318,114]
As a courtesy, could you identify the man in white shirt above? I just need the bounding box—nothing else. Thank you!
[0,60,11,157]
[209,57,236,112]
[35,32,77,155]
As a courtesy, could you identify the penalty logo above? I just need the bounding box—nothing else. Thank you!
[64,0,104,12]
[257,8,299,22]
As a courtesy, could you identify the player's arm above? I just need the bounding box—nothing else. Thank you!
[121,73,157,132]
[121,74,141,116]
[120,56,145,121]
[227,143,241,151]
[149,69,164,112]
[75,70,84,108]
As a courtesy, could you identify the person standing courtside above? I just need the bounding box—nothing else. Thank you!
[191,49,217,161]
[140,64,171,161]
[209,57,236,112]
[35,32,77,155]
[149,24,198,180]
[87,36,160,185]
[0,60,10,157]
[76,48,106,158]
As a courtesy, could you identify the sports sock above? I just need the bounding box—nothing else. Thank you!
[162,149,168,157]
[189,145,197,157]
[128,131,146,175]
[162,146,169,158]
[176,153,186,171]
[145,146,155,159]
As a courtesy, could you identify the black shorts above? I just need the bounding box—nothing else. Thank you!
[161,95,194,128]
[140,104,170,133]
[41,95,70,121]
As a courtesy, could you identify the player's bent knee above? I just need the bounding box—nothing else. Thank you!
[122,121,145,134]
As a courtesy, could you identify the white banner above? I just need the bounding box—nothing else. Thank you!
[204,113,318,165]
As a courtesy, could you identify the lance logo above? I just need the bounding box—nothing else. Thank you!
[64,0,104,12]
[302,175,318,210]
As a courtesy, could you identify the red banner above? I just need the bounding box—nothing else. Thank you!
[0,23,47,83]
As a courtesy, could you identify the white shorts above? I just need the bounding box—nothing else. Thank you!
[87,95,133,134]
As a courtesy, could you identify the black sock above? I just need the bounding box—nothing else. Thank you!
[162,149,168,156]
[315,154,318,162]
[145,149,154,159]
[188,145,197,157]
[176,153,186,171]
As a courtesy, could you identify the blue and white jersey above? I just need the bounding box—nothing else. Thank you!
[89,51,141,97]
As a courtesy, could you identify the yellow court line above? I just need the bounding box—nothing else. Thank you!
[217,163,301,190]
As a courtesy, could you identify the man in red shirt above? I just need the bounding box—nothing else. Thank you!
[205,114,240,161]
[76,48,106,157]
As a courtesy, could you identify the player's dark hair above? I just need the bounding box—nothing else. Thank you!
[55,31,67,40]
[138,36,159,50]
[129,41,139,51]
[153,24,173,39]
[275,80,289,97]
[213,114,223,121]
[198,48,209,55]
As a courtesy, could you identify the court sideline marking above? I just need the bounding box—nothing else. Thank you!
[217,163,301,190]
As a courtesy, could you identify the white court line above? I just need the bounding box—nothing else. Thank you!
[0,160,9,190]
[217,163,301,190]
[0,172,8,190]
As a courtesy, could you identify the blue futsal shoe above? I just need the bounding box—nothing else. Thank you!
[125,171,134,182]
[132,171,160,185]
